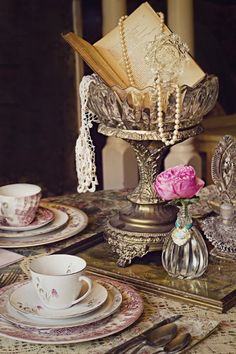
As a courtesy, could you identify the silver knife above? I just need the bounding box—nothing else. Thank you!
[105,314,182,354]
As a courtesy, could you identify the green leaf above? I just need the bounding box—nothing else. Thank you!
[170,196,200,206]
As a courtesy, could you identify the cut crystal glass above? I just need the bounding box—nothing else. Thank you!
[201,135,236,260]
[200,207,236,260]
[211,135,236,202]
[86,74,218,133]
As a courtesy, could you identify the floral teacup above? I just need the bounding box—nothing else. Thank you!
[0,183,41,227]
[29,254,92,309]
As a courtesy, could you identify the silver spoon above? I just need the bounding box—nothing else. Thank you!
[153,332,192,353]
[128,323,178,354]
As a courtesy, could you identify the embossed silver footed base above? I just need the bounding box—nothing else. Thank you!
[104,220,167,267]
[104,202,177,267]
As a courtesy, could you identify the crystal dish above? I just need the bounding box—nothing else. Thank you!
[200,216,236,259]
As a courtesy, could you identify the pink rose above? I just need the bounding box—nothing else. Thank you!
[154,165,205,201]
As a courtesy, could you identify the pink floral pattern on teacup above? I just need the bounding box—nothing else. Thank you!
[0,184,41,227]
[35,276,60,304]
[51,289,59,298]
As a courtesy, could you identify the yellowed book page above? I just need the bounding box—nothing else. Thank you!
[62,32,126,88]
[94,2,205,88]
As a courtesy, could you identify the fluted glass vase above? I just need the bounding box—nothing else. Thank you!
[162,203,208,279]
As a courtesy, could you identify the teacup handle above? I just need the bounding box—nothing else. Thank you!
[71,275,92,305]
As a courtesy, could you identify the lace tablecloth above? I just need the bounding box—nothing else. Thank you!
[0,186,235,354]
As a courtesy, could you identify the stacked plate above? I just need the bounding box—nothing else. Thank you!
[0,202,88,248]
[0,277,143,344]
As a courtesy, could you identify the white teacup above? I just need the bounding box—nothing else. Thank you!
[29,254,93,310]
[0,183,41,227]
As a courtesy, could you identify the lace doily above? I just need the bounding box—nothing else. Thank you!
[76,75,100,193]
[0,291,220,353]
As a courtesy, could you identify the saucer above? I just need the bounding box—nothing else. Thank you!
[1,280,122,329]
[0,207,68,238]
[0,277,142,344]
[10,280,108,319]
[0,207,54,231]
[0,202,88,248]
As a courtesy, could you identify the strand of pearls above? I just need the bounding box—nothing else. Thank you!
[156,82,181,146]
[153,12,180,146]
[157,12,165,32]
[118,12,181,146]
[118,16,135,87]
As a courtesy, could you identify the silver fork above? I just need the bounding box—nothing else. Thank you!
[0,269,21,288]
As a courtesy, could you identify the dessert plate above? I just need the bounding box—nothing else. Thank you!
[0,207,54,232]
[10,281,108,319]
[0,207,68,238]
[0,277,143,343]
[0,202,88,248]
[1,280,122,329]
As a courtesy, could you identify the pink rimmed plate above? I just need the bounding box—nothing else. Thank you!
[0,207,54,232]
[0,278,143,344]
[0,202,88,247]
[0,207,68,239]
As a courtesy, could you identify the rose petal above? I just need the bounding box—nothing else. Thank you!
[154,165,204,200]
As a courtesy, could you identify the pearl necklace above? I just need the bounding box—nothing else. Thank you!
[118,15,135,86]
[118,13,181,146]
[157,12,165,32]
[156,81,181,146]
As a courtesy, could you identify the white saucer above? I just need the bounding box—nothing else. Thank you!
[0,207,68,238]
[0,278,144,344]
[1,281,122,329]
[0,207,54,231]
[10,280,108,319]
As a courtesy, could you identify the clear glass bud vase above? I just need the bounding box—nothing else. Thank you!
[162,203,208,279]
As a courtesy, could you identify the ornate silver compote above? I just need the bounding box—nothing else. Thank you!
[201,135,236,260]
[86,74,218,266]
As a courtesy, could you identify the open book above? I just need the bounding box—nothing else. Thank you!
[63,2,205,89]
